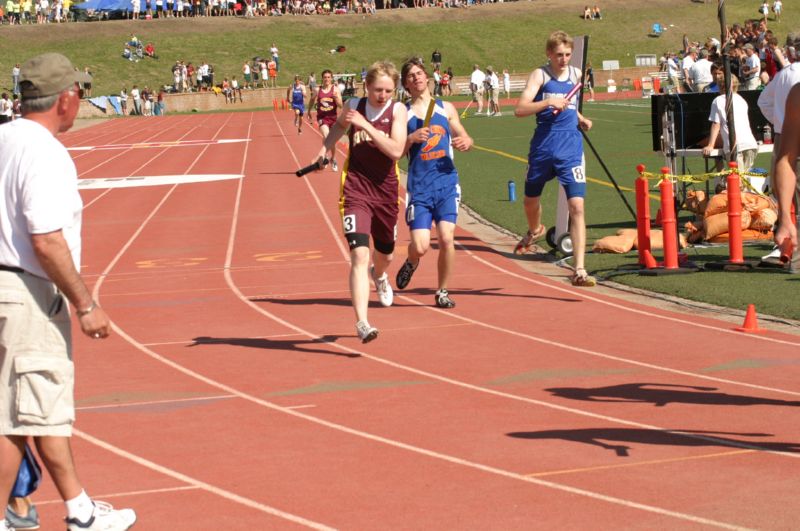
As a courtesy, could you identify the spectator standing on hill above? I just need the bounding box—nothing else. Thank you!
[11,64,20,96]
[130,84,141,114]
[760,0,769,24]
[431,49,442,70]
[469,64,485,115]
[130,0,139,18]
[0,93,12,125]
[267,58,278,88]
[311,61,408,344]
[119,86,127,115]
[242,61,251,89]
[0,52,138,531]
[503,68,510,98]
[270,42,279,71]
[741,43,761,90]
[773,0,782,22]
[82,67,92,98]
[395,57,472,309]
[513,30,596,287]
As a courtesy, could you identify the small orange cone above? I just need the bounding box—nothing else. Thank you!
[642,249,658,269]
[735,304,766,333]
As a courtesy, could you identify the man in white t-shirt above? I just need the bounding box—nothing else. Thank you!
[741,43,761,90]
[270,42,279,71]
[690,49,714,93]
[130,83,141,114]
[0,93,12,124]
[469,64,485,115]
[11,64,20,96]
[681,47,697,92]
[0,52,137,531]
[703,75,759,180]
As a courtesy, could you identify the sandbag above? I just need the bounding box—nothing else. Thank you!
[704,193,730,218]
[741,192,773,213]
[593,235,635,253]
[683,190,708,214]
[592,228,637,253]
[704,210,751,240]
[636,229,687,249]
[709,229,774,243]
[749,208,778,232]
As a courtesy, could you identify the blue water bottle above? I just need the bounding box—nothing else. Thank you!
[507,180,516,202]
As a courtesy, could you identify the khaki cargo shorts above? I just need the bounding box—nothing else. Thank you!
[0,271,74,437]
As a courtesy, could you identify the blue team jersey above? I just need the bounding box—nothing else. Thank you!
[406,99,458,196]
[533,65,581,133]
[291,85,305,107]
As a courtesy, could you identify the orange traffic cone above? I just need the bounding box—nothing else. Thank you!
[735,304,766,333]
[642,249,658,269]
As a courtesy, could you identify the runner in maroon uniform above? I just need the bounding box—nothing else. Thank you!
[308,69,343,171]
[313,61,408,343]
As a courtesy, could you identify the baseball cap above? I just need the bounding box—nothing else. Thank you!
[743,43,755,50]
[19,53,92,100]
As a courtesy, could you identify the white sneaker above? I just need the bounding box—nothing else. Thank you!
[494,111,502,116]
[66,501,136,531]
[761,245,781,264]
[2,519,13,531]
[355,320,378,343]
[474,111,484,115]
[331,160,338,172]
[370,266,394,307]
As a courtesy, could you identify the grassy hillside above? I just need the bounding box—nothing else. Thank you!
[1,0,798,96]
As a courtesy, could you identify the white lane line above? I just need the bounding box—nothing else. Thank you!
[36,486,201,505]
[78,174,243,189]
[77,394,236,411]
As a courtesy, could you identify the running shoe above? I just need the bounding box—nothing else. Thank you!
[761,245,782,265]
[513,225,546,255]
[331,160,338,172]
[435,289,456,308]
[355,320,378,343]
[6,504,39,530]
[571,268,597,287]
[395,259,418,290]
[370,266,394,307]
[65,501,136,531]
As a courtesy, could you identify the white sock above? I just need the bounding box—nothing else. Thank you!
[65,490,94,522]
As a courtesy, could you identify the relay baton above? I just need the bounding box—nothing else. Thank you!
[422,98,436,127]
[295,158,329,177]
[779,237,795,264]
[552,82,583,116]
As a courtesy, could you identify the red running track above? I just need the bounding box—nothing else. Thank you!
[30,110,800,530]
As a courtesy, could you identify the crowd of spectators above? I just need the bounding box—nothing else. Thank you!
[0,0,490,22]
[659,16,798,95]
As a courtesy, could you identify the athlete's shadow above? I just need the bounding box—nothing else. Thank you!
[188,335,359,358]
[545,382,800,408]
[401,286,580,303]
[506,427,800,456]
[251,296,412,309]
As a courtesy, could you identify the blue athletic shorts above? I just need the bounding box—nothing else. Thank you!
[292,104,305,114]
[405,184,461,231]
[525,129,586,199]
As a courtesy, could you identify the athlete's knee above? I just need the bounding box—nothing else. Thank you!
[347,232,370,251]
[373,238,395,255]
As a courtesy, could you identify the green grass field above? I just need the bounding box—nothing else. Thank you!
[2,0,798,322]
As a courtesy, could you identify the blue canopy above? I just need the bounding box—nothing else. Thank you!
[73,0,129,10]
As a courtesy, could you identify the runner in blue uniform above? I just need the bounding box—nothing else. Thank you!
[288,75,307,134]
[395,57,473,308]
[514,30,596,287]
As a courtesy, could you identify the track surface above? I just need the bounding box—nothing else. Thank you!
[32,110,800,530]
